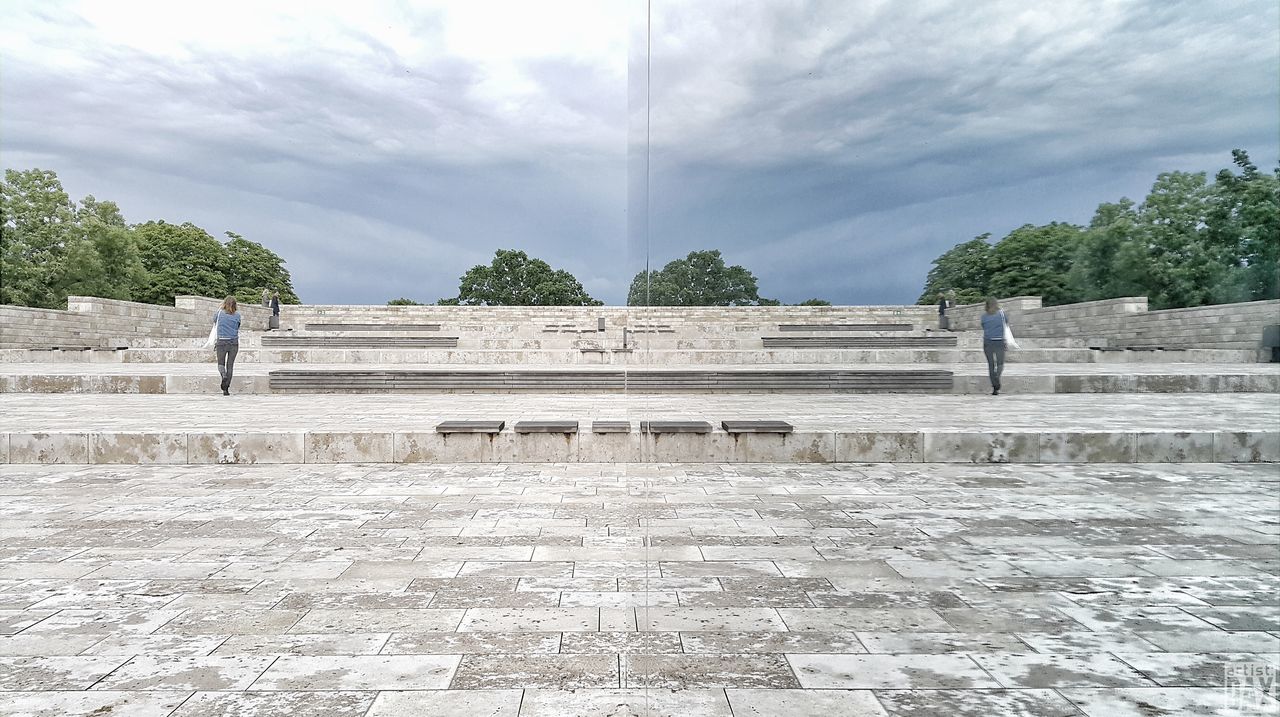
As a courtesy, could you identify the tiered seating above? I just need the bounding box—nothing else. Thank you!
[268,368,954,393]
[260,335,459,348]
[305,323,440,331]
[762,335,958,348]
[777,323,913,331]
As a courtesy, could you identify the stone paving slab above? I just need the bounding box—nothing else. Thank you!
[0,394,1275,464]
[0,461,1277,715]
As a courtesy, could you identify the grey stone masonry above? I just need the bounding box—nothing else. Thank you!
[950,296,1280,352]
[0,296,272,349]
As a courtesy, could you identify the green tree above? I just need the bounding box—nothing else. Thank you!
[223,232,300,305]
[986,223,1084,305]
[134,221,228,304]
[387,297,423,305]
[627,249,767,306]
[917,235,992,305]
[1066,199,1148,302]
[1133,171,1223,309]
[1205,150,1280,302]
[796,298,831,306]
[0,168,77,307]
[453,249,601,306]
[61,222,146,301]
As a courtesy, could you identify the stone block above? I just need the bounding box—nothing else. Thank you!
[921,432,1039,463]
[0,433,7,463]
[396,431,498,462]
[577,431,641,463]
[727,432,833,463]
[9,432,90,463]
[436,421,505,434]
[1039,432,1135,463]
[1132,432,1215,462]
[305,432,394,463]
[1055,375,1133,393]
[514,421,579,434]
[492,432,580,463]
[90,433,188,464]
[187,432,305,464]
[1215,432,1280,463]
[639,432,732,462]
[836,432,921,462]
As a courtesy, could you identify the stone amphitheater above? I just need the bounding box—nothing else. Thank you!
[0,295,1277,716]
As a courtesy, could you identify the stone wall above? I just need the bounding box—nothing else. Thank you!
[950,296,1280,351]
[0,296,272,348]
[282,304,939,338]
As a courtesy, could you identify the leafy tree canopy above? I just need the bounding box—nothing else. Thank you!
[1,168,303,309]
[918,150,1278,310]
[224,232,300,305]
[134,221,228,304]
[917,235,993,306]
[796,298,831,306]
[628,249,772,306]
[387,297,423,305]
[448,249,602,306]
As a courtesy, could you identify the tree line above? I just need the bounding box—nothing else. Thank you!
[1,169,299,309]
[918,150,1278,309]
[390,248,831,307]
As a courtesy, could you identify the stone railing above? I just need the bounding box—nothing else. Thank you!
[950,296,1280,352]
[0,296,272,348]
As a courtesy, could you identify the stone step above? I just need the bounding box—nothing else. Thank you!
[762,336,959,348]
[267,369,955,393]
[260,336,460,348]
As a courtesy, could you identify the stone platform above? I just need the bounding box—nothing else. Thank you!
[1,393,1276,465]
[0,461,1276,716]
[2,362,1277,395]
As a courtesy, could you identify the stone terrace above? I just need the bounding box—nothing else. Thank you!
[0,462,1277,716]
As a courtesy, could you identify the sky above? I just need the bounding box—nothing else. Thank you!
[2,0,1276,305]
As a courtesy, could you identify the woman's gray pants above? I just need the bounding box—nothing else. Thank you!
[983,339,1006,391]
[216,340,239,390]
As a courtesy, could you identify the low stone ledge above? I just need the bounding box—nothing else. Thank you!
[1,430,1275,464]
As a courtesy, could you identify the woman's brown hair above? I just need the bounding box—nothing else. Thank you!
[984,297,999,314]
[222,296,238,314]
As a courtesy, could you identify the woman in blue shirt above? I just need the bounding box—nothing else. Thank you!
[980,297,1009,395]
[213,296,242,395]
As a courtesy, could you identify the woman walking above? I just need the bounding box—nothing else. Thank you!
[213,296,241,396]
[981,297,1009,395]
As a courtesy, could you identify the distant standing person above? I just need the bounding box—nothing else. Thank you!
[937,293,951,331]
[213,296,241,396]
[261,288,270,307]
[270,291,281,330]
[981,297,1009,395]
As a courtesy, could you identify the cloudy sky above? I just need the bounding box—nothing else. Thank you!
[2,0,1276,305]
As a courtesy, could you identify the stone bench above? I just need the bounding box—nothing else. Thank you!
[721,420,794,434]
[260,336,459,348]
[640,420,712,434]
[268,369,953,393]
[436,420,504,434]
[304,323,440,332]
[777,324,912,332]
[762,336,958,348]
[513,420,579,434]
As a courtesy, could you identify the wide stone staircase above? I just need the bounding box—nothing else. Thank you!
[0,295,1276,465]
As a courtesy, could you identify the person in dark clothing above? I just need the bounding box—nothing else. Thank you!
[213,296,241,396]
[271,291,280,317]
[937,294,951,331]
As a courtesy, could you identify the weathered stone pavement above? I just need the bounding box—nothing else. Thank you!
[1,462,1277,715]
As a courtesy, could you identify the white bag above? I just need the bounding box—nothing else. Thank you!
[202,313,218,349]
[1002,311,1020,349]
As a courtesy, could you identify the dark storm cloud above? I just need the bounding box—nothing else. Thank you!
[1,0,1275,304]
